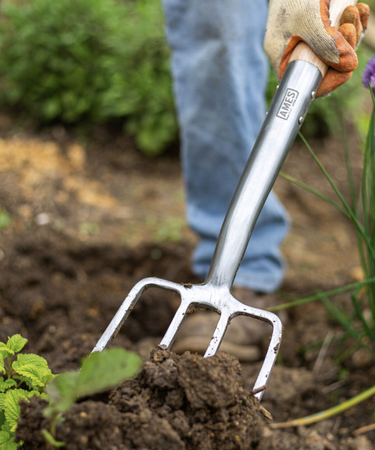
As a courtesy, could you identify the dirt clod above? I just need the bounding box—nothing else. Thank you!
[16,350,261,450]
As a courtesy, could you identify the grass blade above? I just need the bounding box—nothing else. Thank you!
[279,172,348,216]
[271,384,375,428]
[268,277,375,311]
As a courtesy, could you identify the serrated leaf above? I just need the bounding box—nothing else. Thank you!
[41,372,56,387]
[0,394,6,410]
[0,430,17,450]
[12,355,54,388]
[1,422,11,433]
[2,381,16,392]
[0,345,13,360]
[11,365,44,388]
[12,376,33,391]
[13,354,48,371]
[0,356,5,376]
[4,390,29,432]
[6,336,27,355]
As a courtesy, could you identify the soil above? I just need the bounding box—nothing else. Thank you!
[17,350,261,450]
[0,121,374,449]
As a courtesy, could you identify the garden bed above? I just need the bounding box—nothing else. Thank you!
[0,127,374,448]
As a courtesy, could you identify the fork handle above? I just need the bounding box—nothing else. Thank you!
[206,0,356,289]
[205,60,322,289]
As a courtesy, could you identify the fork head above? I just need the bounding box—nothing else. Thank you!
[92,276,283,401]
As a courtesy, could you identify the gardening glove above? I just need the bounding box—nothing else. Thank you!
[264,0,370,97]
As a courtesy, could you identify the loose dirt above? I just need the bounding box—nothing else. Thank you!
[0,124,374,448]
[17,350,261,450]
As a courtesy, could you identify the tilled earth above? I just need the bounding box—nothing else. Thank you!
[17,350,261,450]
[0,125,374,449]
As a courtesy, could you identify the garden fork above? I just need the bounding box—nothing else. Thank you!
[93,0,356,402]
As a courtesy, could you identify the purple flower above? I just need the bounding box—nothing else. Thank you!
[363,55,375,93]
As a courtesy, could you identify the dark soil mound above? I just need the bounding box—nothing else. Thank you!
[16,349,261,450]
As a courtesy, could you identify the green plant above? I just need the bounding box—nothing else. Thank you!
[278,125,375,358]
[42,348,142,447]
[0,0,177,155]
[0,209,11,230]
[0,334,55,449]
[269,56,375,428]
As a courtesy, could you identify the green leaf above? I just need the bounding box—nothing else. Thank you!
[0,430,17,450]
[44,372,79,417]
[78,349,141,397]
[45,349,141,417]
[41,430,65,447]
[13,354,48,371]
[0,394,6,410]
[0,345,13,360]
[3,390,28,433]
[12,376,33,391]
[12,354,54,388]
[11,366,44,388]
[6,336,27,354]
[0,357,5,377]
[0,380,16,394]
[0,210,11,231]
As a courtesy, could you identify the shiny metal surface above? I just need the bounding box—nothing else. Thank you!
[93,60,322,401]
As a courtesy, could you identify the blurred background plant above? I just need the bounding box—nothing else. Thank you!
[0,0,373,156]
[267,53,375,429]
[0,0,177,155]
[271,55,375,364]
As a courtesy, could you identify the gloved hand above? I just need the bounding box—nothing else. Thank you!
[264,0,370,97]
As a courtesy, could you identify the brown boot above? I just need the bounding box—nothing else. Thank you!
[172,286,286,362]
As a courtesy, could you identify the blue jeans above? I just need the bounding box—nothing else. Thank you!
[162,0,289,293]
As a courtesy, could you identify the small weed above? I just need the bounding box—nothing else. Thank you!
[43,348,141,447]
[0,334,55,449]
[271,55,375,428]
[146,216,186,243]
[155,218,185,243]
[0,208,11,230]
[78,222,100,235]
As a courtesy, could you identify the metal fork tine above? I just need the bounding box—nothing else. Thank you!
[159,298,191,349]
[92,279,150,353]
[204,313,229,358]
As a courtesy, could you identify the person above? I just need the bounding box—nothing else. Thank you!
[161,0,369,361]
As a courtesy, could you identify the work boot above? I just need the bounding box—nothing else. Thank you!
[172,287,286,362]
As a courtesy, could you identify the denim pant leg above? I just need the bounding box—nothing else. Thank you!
[162,0,290,293]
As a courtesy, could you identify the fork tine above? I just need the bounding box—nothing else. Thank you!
[252,311,283,401]
[159,297,191,349]
[93,277,184,353]
[204,313,229,358]
[92,278,150,353]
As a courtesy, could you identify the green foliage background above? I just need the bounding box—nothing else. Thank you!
[0,0,371,155]
[0,0,177,155]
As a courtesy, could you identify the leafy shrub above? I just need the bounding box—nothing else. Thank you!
[0,0,369,155]
[0,334,55,449]
[0,0,177,155]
